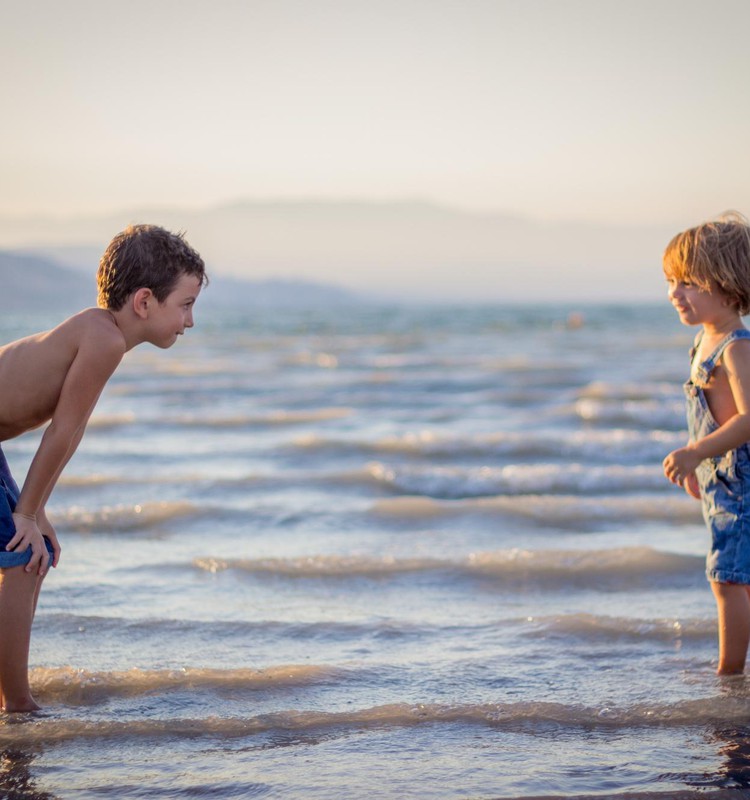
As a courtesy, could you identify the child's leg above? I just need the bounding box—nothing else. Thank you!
[0,567,45,712]
[711,581,750,675]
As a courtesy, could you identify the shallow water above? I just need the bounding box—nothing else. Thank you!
[2,302,748,799]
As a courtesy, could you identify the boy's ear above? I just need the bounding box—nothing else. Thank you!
[132,288,155,320]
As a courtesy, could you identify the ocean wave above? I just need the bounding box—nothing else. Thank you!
[193,546,702,586]
[56,461,668,499]
[35,613,443,642]
[292,429,685,463]
[57,473,213,488]
[37,610,714,646]
[28,664,340,705]
[371,493,701,527]
[41,609,710,647]
[8,697,750,745]
[194,554,445,578]
[58,474,121,488]
[86,412,138,430]
[574,397,685,429]
[366,461,665,498]
[57,501,200,532]
[577,380,680,402]
[83,407,354,433]
[525,613,715,643]
[171,407,353,428]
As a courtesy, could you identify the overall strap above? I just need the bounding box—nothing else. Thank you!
[695,329,750,383]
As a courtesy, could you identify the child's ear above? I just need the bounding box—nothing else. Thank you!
[132,288,155,320]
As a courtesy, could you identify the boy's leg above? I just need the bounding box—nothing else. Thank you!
[0,567,44,711]
[711,581,750,675]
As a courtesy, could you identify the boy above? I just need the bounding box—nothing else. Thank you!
[663,213,750,674]
[0,224,206,711]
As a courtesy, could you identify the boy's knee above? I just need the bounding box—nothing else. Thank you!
[712,581,747,600]
[0,564,43,598]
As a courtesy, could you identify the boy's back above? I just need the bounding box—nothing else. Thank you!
[0,308,125,441]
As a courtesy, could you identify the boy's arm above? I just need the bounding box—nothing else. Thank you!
[35,425,87,569]
[8,332,124,573]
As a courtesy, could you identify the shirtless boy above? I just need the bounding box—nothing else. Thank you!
[0,224,206,711]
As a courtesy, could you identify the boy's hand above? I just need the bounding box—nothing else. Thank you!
[8,512,50,576]
[684,472,701,500]
[37,509,61,568]
[663,446,702,487]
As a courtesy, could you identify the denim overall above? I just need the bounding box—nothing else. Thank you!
[687,329,750,584]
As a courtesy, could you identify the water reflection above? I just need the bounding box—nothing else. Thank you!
[0,748,58,800]
[706,726,750,789]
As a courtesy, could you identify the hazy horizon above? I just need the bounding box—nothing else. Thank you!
[0,198,677,303]
[1,0,748,300]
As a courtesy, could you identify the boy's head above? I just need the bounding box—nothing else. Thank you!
[97,224,207,311]
[663,211,750,315]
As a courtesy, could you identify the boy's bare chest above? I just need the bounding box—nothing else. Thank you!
[697,361,738,424]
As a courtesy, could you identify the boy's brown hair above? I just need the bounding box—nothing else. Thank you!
[97,224,207,310]
[663,211,750,315]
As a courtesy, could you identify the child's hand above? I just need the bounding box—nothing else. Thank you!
[37,509,61,568]
[8,512,50,576]
[663,446,702,487]
[684,472,701,499]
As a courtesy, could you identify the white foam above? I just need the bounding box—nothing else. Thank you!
[367,461,665,498]
[58,501,199,532]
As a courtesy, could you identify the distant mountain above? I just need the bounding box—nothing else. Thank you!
[0,251,94,312]
[200,276,361,308]
[19,244,102,273]
[0,200,676,303]
[0,249,361,312]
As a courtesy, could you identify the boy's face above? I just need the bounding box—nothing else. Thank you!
[149,273,203,348]
[665,272,732,327]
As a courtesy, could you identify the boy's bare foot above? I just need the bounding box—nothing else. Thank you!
[717,667,745,677]
[1,697,41,713]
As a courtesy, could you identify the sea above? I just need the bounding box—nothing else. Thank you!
[2,301,749,800]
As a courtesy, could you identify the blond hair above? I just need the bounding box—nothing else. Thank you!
[663,211,750,315]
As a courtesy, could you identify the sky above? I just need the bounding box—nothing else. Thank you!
[1,0,749,231]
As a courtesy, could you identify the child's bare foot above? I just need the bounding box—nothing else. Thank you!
[1,696,41,713]
[717,666,745,677]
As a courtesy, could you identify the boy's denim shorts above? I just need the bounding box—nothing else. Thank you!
[700,450,750,585]
[0,444,54,568]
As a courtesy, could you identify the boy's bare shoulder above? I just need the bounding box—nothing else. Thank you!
[721,336,750,374]
[62,308,126,355]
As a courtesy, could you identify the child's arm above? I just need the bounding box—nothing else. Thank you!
[7,333,124,574]
[31,425,88,570]
[664,342,750,486]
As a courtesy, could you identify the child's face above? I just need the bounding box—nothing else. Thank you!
[666,273,732,327]
[148,273,202,348]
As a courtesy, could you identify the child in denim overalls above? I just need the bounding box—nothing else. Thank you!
[663,212,750,675]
